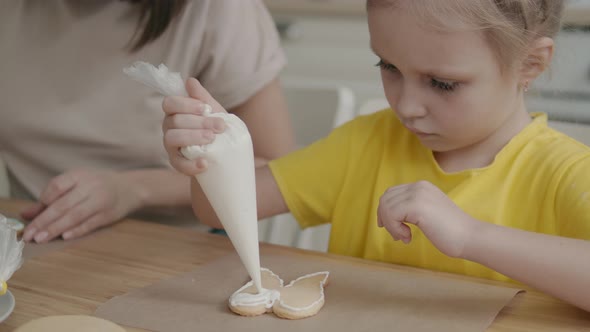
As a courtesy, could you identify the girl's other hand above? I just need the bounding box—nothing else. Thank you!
[377,181,479,258]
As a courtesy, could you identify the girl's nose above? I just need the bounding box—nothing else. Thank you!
[395,85,427,120]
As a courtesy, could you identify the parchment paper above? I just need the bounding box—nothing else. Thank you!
[95,251,521,332]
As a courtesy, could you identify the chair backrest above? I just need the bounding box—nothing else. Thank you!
[258,82,356,252]
[357,98,390,117]
[283,81,356,146]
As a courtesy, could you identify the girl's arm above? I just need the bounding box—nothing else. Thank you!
[162,77,293,228]
[378,181,590,312]
[191,165,289,229]
[463,220,590,311]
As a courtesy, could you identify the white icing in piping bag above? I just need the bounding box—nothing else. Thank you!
[124,62,263,292]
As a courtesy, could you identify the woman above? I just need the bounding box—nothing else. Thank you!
[0,0,294,243]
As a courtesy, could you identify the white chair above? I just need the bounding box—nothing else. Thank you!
[258,82,356,252]
[357,98,390,117]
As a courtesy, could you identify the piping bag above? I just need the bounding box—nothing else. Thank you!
[124,62,263,293]
[0,214,24,296]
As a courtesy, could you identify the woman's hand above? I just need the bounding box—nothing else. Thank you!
[21,169,144,243]
[377,180,479,258]
[161,78,226,176]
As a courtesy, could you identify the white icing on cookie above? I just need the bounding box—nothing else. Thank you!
[229,268,281,308]
[230,288,281,308]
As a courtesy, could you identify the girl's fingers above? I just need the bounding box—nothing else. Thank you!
[185,78,216,105]
[161,96,210,115]
[162,113,225,133]
[170,157,208,176]
[383,220,412,242]
[164,128,216,149]
[378,185,414,242]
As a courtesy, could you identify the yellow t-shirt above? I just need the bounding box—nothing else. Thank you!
[269,110,590,282]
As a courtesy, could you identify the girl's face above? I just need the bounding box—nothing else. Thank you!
[368,7,527,154]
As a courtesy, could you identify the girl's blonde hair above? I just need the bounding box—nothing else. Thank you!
[366,0,565,71]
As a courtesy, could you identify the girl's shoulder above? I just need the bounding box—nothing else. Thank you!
[523,114,590,175]
[532,117,590,157]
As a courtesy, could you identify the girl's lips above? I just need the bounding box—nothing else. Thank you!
[405,125,430,136]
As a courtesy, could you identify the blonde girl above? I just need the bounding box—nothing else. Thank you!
[162,0,590,311]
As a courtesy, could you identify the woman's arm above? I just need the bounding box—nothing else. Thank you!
[123,168,191,206]
[229,78,296,163]
[463,221,590,311]
[21,167,193,242]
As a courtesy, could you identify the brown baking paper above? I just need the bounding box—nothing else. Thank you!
[95,251,522,332]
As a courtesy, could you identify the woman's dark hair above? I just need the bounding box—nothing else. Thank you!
[125,0,188,52]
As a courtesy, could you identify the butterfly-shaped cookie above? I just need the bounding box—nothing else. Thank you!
[228,268,330,320]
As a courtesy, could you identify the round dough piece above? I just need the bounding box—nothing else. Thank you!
[14,315,125,332]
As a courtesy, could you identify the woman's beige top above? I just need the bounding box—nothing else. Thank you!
[0,0,286,199]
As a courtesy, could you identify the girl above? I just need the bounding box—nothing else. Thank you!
[162,0,590,311]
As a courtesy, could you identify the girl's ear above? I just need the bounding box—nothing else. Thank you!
[519,37,554,87]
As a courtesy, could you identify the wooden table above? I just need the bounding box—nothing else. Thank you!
[1,198,589,331]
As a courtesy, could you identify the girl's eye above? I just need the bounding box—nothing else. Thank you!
[431,78,459,93]
[375,59,398,72]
